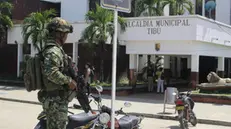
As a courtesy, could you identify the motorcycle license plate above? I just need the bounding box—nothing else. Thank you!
[176,106,184,110]
[82,121,93,129]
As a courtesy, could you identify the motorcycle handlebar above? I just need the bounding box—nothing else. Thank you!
[90,94,101,102]
[178,90,192,96]
[73,104,82,109]
[187,90,192,96]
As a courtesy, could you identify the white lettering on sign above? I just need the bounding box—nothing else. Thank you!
[126,19,190,35]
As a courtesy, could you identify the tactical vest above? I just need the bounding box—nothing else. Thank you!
[41,44,69,91]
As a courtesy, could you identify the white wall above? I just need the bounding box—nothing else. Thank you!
[196,17,231,46]
[119,16,196,41]
[65,22,88,43]
[119,15,231,47]
[61,0,89,22]
[7,22,119,45]
[8,25,23,44]
[216,0,231,25]
[125,40,231,58]
[7,22,89,44]
[8,15,231,48]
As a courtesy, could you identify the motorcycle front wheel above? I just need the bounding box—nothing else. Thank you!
[178,111,188,129]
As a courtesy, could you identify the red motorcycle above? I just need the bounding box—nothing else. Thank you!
[173,91,197,129]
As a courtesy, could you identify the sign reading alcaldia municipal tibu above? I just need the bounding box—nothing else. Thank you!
[126,19,190,35]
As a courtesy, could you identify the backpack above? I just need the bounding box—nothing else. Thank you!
[23,45,54,92]
[23,53,44,92]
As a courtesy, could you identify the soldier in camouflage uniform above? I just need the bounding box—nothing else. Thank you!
[40,17,77,129]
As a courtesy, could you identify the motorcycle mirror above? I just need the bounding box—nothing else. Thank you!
[95,85,103,93]
[124,102,132,107]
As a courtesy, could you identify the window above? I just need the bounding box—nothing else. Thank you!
[89,0,100,11]
[195,0,216,20]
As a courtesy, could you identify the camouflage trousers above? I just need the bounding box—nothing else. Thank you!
[42,96,68,129]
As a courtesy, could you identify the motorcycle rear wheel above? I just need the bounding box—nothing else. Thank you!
[190,111,198,126]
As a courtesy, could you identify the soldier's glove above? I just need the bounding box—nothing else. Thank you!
[68,78,77,90]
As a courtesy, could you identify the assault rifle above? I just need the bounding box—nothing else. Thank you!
[65,56,92,113]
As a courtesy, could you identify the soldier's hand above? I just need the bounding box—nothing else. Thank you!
[68,79,77,90]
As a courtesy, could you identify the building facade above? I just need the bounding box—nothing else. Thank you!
[5,0,231,87]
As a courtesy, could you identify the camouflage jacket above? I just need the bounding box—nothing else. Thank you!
[42,38,71,91]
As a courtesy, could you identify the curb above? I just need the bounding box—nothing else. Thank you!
[128,112,231,127]
[0,97,231,127]
[0,97,41,105]
[0,80,24,87]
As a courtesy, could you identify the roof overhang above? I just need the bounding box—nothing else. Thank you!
[40,0,61,3]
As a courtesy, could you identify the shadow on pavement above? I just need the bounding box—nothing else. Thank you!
[0,86,24,91]
[98,93,165,104]
[169,125,181,129]
[94,87,190,104]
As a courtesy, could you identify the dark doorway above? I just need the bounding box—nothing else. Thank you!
[199,56,217,83]
[225,58,231,78]
[181,58,188,80]
[0,44,17,78]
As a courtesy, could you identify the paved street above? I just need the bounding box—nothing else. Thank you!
[1,86,231,123]
[0,100,230,129]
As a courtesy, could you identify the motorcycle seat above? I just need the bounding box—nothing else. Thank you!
[118,115,140,129]
[68,113,98,127]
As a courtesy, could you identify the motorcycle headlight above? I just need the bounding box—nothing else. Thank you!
[99,113,110,124]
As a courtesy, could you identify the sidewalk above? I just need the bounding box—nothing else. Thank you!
[0,85,231,126]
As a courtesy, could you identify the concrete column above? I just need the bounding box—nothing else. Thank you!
[177,56,181,78]
[138,54,147,73]
[187,56,191,80]
[217,57,225,77]
[164,56,170,69]
[30,44,38,57]
[17,44,23,77]
[136,54,139,73]
[164,55,171,86]
[191,55,199,88]
[72,42,78,65]
[163,4,169,16]
[129,54,137,85]
[160,56,164,68]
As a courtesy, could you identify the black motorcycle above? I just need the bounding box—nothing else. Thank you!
[85,85,143,129]
[173,91,197,129]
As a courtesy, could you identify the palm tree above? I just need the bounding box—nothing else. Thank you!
[134,0,165,17]
[22,9,57,53]
[0,2,13,47]
[162,0,194,15]
[133,0,165,81]
[81,3,126,82]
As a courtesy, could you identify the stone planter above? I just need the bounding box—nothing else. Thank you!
[191,94,231,105]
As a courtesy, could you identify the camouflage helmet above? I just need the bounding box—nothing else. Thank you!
[47,17,73,33]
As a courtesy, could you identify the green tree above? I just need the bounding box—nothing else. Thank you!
[162,0,194,15]
[134,0,165,17]
[133,0,166,81]
[0,1,13,47]
[22,9,56,53]
[81,3,126,82]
